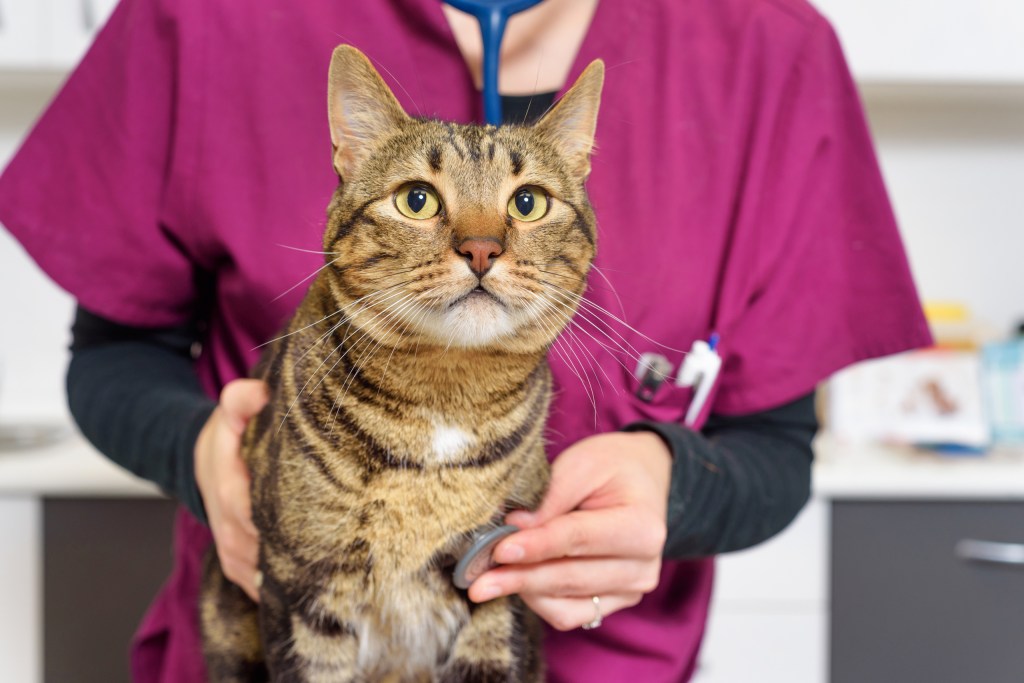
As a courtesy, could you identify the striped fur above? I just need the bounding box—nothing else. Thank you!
[200,46,603,682]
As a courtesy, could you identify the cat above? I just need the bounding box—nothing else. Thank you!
[200,45,604,683]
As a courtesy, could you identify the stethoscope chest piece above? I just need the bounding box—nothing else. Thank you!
[452,524,520,589]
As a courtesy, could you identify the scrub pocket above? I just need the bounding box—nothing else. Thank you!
[622,362,695,426]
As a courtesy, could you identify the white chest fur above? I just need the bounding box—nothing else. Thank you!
[431,424,476,463]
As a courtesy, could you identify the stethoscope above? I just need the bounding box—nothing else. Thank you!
[443,0,546,125]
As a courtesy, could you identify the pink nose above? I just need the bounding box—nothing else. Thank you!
[457,238,504,276]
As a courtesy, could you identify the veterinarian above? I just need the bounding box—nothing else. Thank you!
[0,0,930,680]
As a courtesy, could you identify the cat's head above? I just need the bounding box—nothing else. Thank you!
[322,45,603,353]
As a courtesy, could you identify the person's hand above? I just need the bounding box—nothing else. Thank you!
[194,378,269,601]
[467,431,672,631]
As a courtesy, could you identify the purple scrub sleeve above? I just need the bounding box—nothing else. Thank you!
[0,1,931,681]
[0,0,200,327]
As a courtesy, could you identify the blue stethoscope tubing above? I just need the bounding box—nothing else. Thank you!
[443,0,546,125]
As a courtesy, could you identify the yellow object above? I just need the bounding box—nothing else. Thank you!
[924,302,970,324]
[923,301,978,350]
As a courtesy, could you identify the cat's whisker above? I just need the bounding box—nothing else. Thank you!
[589,264,628,320]
[530,265,621,302]
[252,307,346,351]
[294,286,411,365]
[272,256,343,303]
[326,294,426,435]
[539,284,647,368]
[262,283,409,352]
[542,297,618,398]
[279,292,417,432]
[275,243,339,255]
[523,296,597,420]
[363,296,428,397]
[532,294,612,405]
[539,303,598,407]
[545,280,685,354]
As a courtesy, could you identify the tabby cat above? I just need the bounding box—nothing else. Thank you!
[200,45,604,682]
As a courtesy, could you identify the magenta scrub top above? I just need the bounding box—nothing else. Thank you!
[0,0,931,680]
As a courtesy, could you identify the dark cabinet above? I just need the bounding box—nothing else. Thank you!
[831,501,1024,683]
[44,498,178,683]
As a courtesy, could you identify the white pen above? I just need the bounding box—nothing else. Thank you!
[677,333,722,428]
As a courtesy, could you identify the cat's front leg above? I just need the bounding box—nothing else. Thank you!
[438,595,543,683]
[199,549,269,683]
[257,563,368,683]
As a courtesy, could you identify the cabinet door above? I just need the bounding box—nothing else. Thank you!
[832,501,1024,683]
[44,498,178,683]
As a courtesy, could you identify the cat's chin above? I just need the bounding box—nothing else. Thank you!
[419,293,518,348]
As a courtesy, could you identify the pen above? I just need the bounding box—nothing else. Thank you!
[678,333,722,427]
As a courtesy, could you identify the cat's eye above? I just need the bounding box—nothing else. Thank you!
[395,183,441,220]
[508,186,549,222]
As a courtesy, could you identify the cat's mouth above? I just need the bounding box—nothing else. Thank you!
[450,284,505,309]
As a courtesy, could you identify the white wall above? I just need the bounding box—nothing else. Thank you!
[0,76,74,421]
[865,85,1024,335]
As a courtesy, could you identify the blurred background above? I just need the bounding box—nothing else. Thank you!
[0,1,1022,682]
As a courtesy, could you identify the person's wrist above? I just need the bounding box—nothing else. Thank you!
[620,421,684,461]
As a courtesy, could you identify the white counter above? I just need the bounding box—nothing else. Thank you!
[0,424,160,497]
[812,435,1024,500]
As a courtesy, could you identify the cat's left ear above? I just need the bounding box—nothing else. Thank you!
[328,45,410,179]
[535,59,605,178]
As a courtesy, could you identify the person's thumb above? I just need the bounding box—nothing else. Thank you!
[219,379,270,432]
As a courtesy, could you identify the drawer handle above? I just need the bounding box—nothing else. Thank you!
[955,539,1024,566]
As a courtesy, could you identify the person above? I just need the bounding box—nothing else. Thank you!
[0,0,931,680]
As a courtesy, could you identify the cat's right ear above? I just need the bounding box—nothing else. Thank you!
[328,46,409,179]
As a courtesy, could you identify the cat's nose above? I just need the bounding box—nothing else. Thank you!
[457,238,504,276]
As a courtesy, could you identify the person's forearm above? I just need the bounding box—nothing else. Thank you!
[625,393,817,558]
[67,333,214,522]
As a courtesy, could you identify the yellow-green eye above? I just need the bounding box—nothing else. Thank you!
[395,183,441,220]
[508,186,549,222]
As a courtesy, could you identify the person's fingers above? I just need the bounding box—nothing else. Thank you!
[494,506,665,565]
[194,378,267,601]
[221,554,260,602]
[523,593,644,633]
[216,441,259,538]
[469,556,660,604]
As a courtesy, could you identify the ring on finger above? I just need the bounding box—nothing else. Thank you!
[581,595,602,630]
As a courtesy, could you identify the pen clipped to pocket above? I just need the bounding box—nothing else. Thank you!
[676,333,722,429]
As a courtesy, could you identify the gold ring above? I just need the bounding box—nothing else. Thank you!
[582,595,603,630]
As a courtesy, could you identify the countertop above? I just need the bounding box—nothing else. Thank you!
[1,424,1022,500]
[0,423,160,497]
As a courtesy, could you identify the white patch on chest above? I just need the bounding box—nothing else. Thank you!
[431,424,475,463]
[356,582,468,676]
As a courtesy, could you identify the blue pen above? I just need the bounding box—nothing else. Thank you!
[444,0,545,125]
